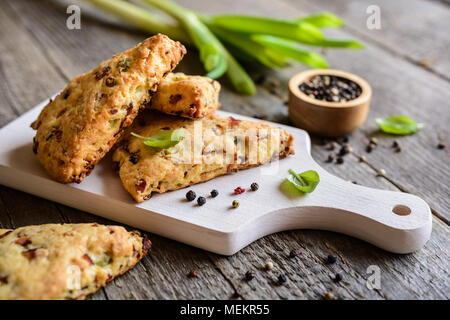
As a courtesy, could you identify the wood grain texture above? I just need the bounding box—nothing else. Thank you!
[0,0,448,299]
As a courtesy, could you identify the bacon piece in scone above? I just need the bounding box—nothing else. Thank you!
[0,224,151,300]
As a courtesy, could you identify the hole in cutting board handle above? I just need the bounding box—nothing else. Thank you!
[392,205,411,216]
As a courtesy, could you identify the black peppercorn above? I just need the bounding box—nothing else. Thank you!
[186,190,196,202]
[335,273,343,282]
[210,189,219,198]
[197,196,206,206]
[250,182,259,191]
[278,274,287,283]
[326,254,337,264]
[326,154,334,163]
[289,250,297,258]
[336,156,344,164]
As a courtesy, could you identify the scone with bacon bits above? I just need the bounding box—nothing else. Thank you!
[148,73,221,119]
[31,34,186,184]
[113,110,294,202]
[0,224,151,300]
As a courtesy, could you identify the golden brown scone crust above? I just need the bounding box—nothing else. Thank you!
[112,110,294,202]
[31,34,186,184]
[148,73,221,119]
[0,224,151,300]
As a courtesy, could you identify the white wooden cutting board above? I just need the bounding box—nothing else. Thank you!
[0,98,432,255]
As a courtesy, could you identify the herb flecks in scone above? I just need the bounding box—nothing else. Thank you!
[113,110,294,202]
[31,34,186,183]
[0,224,151,300]
[148,73,221,119]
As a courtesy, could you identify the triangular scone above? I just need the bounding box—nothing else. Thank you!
[113,110,294,202]
[148,73,221,119]
[31,34,186,184]
[0,224,151,300]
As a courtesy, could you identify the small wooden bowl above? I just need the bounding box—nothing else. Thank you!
[289,69,372,137]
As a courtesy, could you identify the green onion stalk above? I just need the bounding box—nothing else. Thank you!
[85,0,363,95]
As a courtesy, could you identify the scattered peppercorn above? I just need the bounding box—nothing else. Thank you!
[370,137,378,145]
[326,154,334,163]
[278,274,287,284]
[334,273,343,282]
[395,146,403,153]
[265,261,274,270]
[186,190,196,201]
[250,182,259,191]
[245,270,256,280]
[336,156,344,164]
[289,250,298,258]
[437,141,446,149]
[234,186,245,194]
[324,292,334,300]
[188,270,198,278]
[197,196,206,206]
[326,254,337,264]
[232,200,240,208]
[359,156,366,162]
[210,189,219,198]
[392,140,399,148]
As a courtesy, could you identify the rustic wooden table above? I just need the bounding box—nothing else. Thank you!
[0,0,448,300]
